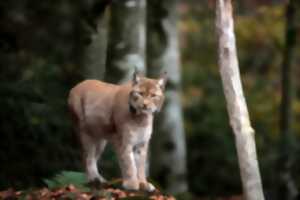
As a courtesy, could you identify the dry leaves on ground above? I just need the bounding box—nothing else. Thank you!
[0,184,175,200]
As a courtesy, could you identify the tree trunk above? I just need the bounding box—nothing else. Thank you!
[277,0,298,199]
[215,1,265,200]
[147,0,188,194]
[84,15,108,80]
[105,0,146,83]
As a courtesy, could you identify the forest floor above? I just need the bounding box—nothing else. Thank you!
[0,185,242,200]
[0,184,175,200]
[0,177,242,200]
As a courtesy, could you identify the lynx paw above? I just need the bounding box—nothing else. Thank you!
[88,175,106,182]
[123,179,140,191]
[140,182,156,192]
[98,175,107,183]
[87,175,107,187]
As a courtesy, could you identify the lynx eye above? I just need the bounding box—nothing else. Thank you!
[134,91,144,96]
[140,92,145,96]
[150,93,158,98]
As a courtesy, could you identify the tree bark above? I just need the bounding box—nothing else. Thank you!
[277,0,298,199]
[147,0,188,194]
[84,15,108,80]
[215,1,265,200]
[105,0,146,83]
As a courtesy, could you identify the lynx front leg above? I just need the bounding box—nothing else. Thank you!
[114,142,139,191]
[134,143,156,192]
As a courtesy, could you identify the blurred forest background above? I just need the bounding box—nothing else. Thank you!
[1,0,300,199]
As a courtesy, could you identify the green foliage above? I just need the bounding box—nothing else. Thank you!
[43,171,88,190]
[0,0,122,190]
[180,1,300,196]
[0,60,82,189]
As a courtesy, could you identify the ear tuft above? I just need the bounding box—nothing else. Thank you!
[158,71,167,89]
[133,67,142,85]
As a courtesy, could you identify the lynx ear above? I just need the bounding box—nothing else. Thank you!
[158,71,167,89]
[156,96,165,112]
[133,68,142,85]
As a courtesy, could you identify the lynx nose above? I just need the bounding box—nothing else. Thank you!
[143,100,150,109]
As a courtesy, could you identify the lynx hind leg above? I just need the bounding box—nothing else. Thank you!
[80,133,106,184]
[95,139,107,182]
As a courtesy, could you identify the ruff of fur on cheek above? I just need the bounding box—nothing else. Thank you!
[128,104,152,126]
[129,103,137,115]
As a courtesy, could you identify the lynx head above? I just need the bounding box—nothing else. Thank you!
[129,70,167,115]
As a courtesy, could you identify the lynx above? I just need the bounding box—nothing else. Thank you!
[68,71,166,192]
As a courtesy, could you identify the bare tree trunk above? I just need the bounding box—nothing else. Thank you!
[215,1,265,200]
[84,15,108,80]
[147,0,188,194]
[105,0,146,83]
[81,0,113,80]
[277,0,298,199]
